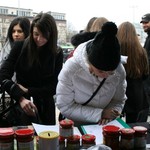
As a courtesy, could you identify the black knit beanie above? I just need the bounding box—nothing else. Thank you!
[86,22,120,71]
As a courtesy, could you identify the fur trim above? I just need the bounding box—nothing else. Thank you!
[71,32,97,47]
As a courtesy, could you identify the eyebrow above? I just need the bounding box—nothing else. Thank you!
[142,21,149,23]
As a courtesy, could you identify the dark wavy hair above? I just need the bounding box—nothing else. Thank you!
[6,17,30,47]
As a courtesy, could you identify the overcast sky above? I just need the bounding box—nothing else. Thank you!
[1,0,150,31]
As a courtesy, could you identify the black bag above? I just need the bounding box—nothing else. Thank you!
[0,92,40,127]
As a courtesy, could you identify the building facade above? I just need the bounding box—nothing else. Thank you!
[0,6,67,50]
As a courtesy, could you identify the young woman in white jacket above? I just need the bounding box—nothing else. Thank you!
[56,22,127,126]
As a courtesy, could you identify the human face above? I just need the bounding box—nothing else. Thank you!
[12,24,25,41]
[89,64,115,78]
[141,21,150,32]
[33,27,48,47]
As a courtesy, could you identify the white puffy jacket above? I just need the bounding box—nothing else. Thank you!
[56,41,127,125]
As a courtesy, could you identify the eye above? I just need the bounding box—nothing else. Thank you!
[17,30,23,33]
[33,32,39,36]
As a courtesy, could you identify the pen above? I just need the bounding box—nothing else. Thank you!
[30,97,35,113]
[112,109,123,117]
[30,96,33,103]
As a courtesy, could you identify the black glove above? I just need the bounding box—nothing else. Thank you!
[1,79,14,93]
[1,79,25,102]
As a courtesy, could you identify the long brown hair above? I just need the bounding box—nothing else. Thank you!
[27,12,58,66]
[117,21,149,78]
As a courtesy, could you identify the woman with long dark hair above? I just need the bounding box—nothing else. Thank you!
[0,16,30,67]
[0,12,63,126]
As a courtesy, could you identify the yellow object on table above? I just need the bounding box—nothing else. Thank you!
[38,131,59,150]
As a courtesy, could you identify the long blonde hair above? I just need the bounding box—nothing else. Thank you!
[84,17,97,32]
[90,17,109,32]
[117,21,149,78]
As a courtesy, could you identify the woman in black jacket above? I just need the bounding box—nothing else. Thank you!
[117,21,149,123]
[0,12,63,126]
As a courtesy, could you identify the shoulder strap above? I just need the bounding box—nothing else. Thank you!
[82,78,106,106]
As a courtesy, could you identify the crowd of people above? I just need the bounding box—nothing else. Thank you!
[0,11,150,128]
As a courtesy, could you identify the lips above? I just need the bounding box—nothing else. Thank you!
[14,38,21,41]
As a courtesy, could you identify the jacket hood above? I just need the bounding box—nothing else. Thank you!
[71,32,97,48]
[73,40,92,73]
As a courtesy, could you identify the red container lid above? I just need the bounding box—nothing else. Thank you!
[120,128,135,138]
[103,125,120,133]
[103,125,120,136]
[133,126,147,133]
[82,134,96,142]
[120,128,135,134]
[59,119,74,128]
[15,128,34,137]
[0,128,14,137]
[68,135,80,143]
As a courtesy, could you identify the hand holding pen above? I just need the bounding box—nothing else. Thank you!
[99,109,122,125]
[19,96,37,116]
[30,97,38,115]
[111,109,123,118]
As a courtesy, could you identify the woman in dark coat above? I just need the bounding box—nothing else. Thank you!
[0,12,63,126]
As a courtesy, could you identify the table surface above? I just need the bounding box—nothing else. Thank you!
[10,122,150,149]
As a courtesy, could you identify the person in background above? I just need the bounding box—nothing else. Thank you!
[0,12,63,125]
[83,17,98,32]
[66,17,97,60]
[68,17,108,59]
[0,17,30,67]
[56,22,127,126]
[117,21,149,123]
[90,17,109,32]
[140,13,150,115]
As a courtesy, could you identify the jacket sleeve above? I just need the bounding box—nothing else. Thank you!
[0,41,25,101]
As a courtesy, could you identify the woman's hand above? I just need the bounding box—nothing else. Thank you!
[99,109,121,125]
[19,97,37,116]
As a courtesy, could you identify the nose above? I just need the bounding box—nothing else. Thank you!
[37,35,42,41]
[14,31,19,36]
